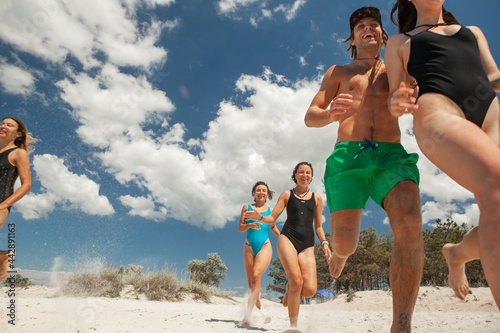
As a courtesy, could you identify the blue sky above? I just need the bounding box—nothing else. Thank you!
[0,0,499,297]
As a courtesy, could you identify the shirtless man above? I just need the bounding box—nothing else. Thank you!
[305,7,423,332]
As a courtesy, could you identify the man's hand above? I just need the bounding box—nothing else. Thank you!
[328,93,353,120]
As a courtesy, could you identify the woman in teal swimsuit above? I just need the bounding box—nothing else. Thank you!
[238,181,279,326]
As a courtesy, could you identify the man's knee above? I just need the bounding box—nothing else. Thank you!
[391,212,422,239]
[332,237,358,258]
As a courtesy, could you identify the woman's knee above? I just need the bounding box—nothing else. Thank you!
[251,272,263,285]
[301,284,317,298]
[288,275,303,292]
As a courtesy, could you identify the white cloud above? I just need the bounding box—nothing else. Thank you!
[119,195,167,221]
[56,63,175,147]
[218,0,305,25]
[14,191,58,220]
[274,0,306,21]
[15,154,114,219]
[65,68,330,229]
[0,62,35,95]
[450,203,479,227]
[420,201,478,228]
[0,0,174,69]
[421,201,458,226]
[261,9,272,19]
[97,18,168,69]
[217,0,261,15]
[299,56,307,67]
[143,0,176,7]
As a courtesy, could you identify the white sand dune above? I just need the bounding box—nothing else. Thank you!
[0,285,498,332]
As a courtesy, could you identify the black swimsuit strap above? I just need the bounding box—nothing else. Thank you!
[414,22,450,30]
[405,23,451,38]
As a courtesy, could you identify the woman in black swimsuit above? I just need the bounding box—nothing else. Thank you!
[386,0,500,311]
[0,117,33,281]
[245,162,331,329]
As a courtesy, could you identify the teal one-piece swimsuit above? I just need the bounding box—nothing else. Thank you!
[246,205,271,255]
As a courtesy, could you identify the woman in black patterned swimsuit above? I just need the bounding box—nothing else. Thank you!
[245,162,331,328]
[0,117,34,281]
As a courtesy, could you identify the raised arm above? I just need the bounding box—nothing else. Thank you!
[470,26,500,92]
[270,210,280,237]
[304,65,352,128]
[385,34,418,117]
[239,204,262,233]
[244,190,288,225]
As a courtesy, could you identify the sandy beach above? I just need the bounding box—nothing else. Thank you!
[0,285,498,332]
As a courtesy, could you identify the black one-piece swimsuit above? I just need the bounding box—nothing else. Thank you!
[281,190,316,253]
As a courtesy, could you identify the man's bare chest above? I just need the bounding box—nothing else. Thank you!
[342,71,389,95]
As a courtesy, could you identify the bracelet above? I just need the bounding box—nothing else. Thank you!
[259,214,263,221]
[321,240,329,246]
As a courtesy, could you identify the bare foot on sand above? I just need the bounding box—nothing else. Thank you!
[282,283,289,307]
[442,243,469,300]
[329,253,347,279]
[0,250,11,282]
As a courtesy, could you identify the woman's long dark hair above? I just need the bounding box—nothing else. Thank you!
[390,0,459,33]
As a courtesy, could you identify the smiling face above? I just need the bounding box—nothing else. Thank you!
[0,118,21,143]
[293,164,313,186]
[253,184,269,203]
[351,17,383,50]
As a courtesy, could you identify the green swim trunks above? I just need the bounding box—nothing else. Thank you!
[324,140,420,212]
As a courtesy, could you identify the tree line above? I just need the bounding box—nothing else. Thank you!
[267,219,486,294]
[4,219,484,298]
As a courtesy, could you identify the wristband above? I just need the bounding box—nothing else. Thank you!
[321,240,329,246]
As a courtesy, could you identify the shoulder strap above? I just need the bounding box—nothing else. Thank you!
[405,22,451,37]
[0,147,18,155]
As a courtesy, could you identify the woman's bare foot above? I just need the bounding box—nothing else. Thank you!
[241,318,251,327]
[442,243,469,300]
[256,292,261,309]
[282,283,289,307]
